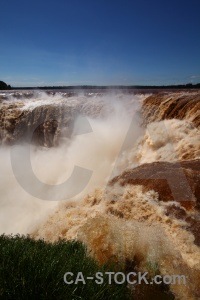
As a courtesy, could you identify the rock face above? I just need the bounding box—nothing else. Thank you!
[110,160,200,206]
[110,159,200,245]
[142,91,200,128]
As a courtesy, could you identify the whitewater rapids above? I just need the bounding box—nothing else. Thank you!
[0,90,200,299]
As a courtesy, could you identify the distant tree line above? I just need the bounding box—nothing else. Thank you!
[1,80,200,90]
[15,83,200,90]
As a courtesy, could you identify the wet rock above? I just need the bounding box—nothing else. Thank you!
[110,160,200,245]
[110,160,200,208]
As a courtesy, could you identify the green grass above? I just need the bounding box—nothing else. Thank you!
[0,234,131,300]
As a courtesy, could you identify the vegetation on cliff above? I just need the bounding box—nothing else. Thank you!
[0,81,11,90]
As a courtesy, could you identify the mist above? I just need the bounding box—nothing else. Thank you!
[0,93,143,234]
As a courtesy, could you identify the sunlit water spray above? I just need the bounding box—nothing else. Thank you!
[0,91,200,299]
[0,93,143,234]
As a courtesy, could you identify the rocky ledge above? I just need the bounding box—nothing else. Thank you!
[110,159,200,246]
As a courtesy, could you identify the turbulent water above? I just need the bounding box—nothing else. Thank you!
[0,89,200,299]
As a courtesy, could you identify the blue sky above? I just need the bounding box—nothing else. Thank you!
[0,0,200,87]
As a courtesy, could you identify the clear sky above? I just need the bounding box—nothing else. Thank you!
[0,0,200,87]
